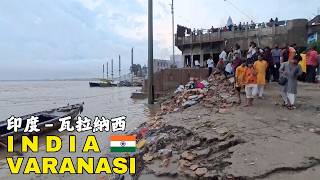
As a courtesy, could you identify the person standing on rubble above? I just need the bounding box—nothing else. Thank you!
[213,49,228,78]
[228,47,234,63]
[254,55,268,98]
[244,62,258,107]
[207,56,214,77]
[235,61,247,104]
[234,43,242,60]
[219,48,227,63]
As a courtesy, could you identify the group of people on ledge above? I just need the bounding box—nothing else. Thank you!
[206,42,319,110]
[191,17,281,36]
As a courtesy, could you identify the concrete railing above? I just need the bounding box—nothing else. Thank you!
[176,25,288,46]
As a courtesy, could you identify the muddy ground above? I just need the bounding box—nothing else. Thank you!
[138,81,320,180]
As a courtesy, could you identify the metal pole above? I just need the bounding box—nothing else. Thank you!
[111,59,114,80]
[119,55,121,80]
[131,48,134,84]
[107,61,109,80]
[148,0,154,104]
[171,0,175,66]
[103,64,105,79]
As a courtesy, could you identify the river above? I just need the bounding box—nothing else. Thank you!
[0,80,157,180]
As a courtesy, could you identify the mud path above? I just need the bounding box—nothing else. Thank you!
[137,81,320,180]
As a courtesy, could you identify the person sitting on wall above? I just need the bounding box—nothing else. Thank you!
[192,28,196,36]
[275,17,279,26]
[250,20,256,29]
[211,26,214,32]
[238,22,242,31]
[234,24,238,31]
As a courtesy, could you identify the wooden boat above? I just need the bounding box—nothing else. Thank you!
[89,82,101,87]
[89,81,118,87]
[0,103,84,141]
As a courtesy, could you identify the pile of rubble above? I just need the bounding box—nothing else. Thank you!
[160,75,237,114]
[107,75,241,180]
[126,116,244,180]
[202,75,238,109]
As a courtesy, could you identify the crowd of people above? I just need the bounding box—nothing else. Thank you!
[207,42,319,110]
[189,17,283,36]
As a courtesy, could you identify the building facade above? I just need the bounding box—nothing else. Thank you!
[176,18,314,67]
[153,59,171,73]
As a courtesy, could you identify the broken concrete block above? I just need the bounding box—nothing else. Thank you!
[179,159,192,168]
[143,153,153,162]
[190,164,199,171]
[195,168,208,177]
[181,151,197,161]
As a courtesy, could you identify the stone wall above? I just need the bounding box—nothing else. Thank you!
[143,68,208,97]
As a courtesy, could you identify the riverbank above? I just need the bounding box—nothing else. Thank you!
[0,81,157,180]
[135,76,320,180]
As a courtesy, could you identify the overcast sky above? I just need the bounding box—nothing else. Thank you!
[0,0,318,80]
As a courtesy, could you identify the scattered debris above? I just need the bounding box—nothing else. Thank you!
[158,149,173,159]
[121,75,243,179]
[137,139,147,149]
[161,75,236,113]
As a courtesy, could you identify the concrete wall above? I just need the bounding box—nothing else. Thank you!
[177,19,309,67]
[143,68,208,97]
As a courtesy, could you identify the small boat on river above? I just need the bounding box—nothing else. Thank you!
[0,103,84,141]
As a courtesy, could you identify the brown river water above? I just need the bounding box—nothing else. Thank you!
[0,80,158,180]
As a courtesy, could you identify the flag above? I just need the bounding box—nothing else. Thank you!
[110,135,136,152]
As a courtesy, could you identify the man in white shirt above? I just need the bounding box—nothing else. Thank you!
[207,56,214,76]
[247,42,257,60]
[225,62,233,75]
[219,49,227,62]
